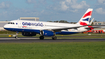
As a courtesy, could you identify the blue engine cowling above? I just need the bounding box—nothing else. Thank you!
[43,30,54,36]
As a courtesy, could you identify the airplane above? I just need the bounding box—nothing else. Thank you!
[4,8,93,40]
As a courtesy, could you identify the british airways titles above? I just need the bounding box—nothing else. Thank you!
[22,22,44,27]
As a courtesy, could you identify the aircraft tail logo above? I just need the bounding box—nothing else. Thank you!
[77,8,93,26]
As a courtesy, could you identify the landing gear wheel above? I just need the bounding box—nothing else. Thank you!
[15,36,18,39]
[40,36,44,40]
[52,36,57,40]
[15,32,18,39]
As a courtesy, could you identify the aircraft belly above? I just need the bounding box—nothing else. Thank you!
[56,31,79,35]
[4,28,40,34]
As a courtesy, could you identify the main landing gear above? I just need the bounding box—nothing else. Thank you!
[39,30,57,40]
[39,36,57,40]
[39,31,44,40]
[52,32,57,40]
[52,36,57,40]
[39,36,44,40]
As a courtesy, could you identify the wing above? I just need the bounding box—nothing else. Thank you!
[45,26,85,32]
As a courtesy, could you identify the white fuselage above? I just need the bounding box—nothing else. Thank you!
[4,20,88,34]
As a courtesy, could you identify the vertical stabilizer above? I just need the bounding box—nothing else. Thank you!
[77,8,93,26]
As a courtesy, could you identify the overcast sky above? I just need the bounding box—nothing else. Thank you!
[0,0,105,22]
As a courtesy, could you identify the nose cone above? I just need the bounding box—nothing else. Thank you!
[3,24,8,29]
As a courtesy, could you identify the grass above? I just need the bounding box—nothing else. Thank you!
[0,42,105,59]
[0,31,105,59]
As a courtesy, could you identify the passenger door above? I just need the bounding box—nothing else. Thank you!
[18,21,22,28]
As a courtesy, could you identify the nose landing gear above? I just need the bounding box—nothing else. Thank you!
[15,32,19,39]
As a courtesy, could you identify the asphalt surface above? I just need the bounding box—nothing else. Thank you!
[0,37,105,43]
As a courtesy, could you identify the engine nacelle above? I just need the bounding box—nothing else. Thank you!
[43,30,54,36]
[22,32,36,36]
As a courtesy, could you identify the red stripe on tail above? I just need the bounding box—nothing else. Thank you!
[80,22,87,26]
[83,11,92,18]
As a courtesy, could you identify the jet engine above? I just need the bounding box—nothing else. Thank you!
[43,30,54,36]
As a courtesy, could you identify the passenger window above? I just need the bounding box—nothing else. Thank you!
[12,22,15,24]
[8,22,15,24]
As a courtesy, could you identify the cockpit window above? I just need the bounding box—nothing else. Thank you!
[8,22,11,24]
[8,22,15,24]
